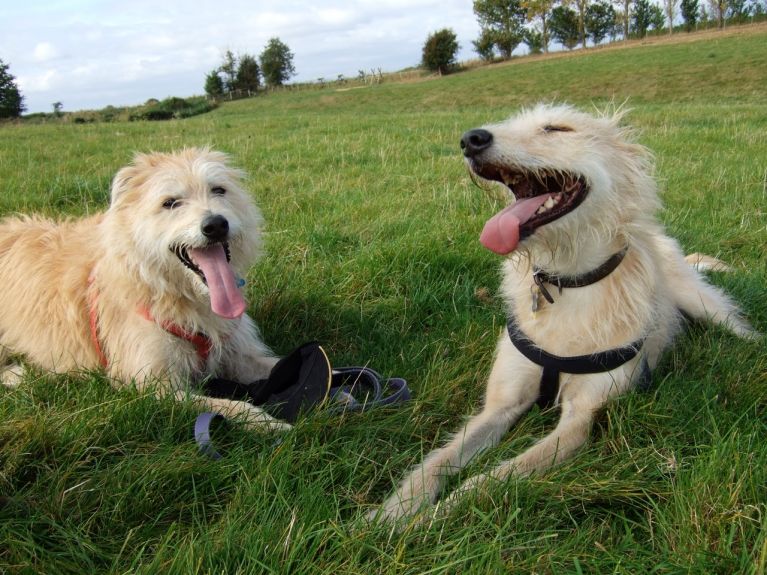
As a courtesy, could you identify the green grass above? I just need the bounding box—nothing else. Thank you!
[1,25,766,574]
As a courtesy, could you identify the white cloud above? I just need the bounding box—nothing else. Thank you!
[32,42,59,62]
[0,0,480,113]
[17,69,58,92]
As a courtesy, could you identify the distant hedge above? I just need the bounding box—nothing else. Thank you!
[130,96,217,121]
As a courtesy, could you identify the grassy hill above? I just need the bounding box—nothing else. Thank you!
[0,24,765,574]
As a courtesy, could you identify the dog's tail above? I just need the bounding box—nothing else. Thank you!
[684,253,732,273]
[674,252,759,339]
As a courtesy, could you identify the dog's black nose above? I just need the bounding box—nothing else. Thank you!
[460,129,493,158]
[201,214,229,242]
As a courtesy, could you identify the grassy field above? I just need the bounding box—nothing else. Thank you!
[1,25,766,574]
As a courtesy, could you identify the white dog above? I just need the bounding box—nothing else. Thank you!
[372,104,756,523]
[0,148,287,430]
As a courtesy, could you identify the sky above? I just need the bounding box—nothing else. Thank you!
[1,0,481,114]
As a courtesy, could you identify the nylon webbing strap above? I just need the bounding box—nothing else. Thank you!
[506,315,645,408]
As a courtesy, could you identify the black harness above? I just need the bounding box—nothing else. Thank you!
[510,247,651,408]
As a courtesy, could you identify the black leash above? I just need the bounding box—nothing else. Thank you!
[193,342,410,459]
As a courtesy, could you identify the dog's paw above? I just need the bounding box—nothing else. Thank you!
[239,406,292,433]
[442,472,490,508]
[366,497,423,526]
[0,364,25,388]
[366,481,434,525]
[251,416,292,433]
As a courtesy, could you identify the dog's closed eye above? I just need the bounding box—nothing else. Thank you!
[211,187,226,195]
[543,124,574,133]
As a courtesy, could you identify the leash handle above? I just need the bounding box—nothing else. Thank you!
[194,412,225,460]
[194,364,411,459]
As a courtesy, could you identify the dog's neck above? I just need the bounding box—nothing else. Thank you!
[521,236,630,307]
[532,246,628,305]
[527,235,629,278]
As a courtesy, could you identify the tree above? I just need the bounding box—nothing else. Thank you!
[523,0,556,53]
[472,29,498,60]
[585,0,617,44]
[664,0,678,32]
[259,38,296,87]
[680,0,700,29]
[524,27,545,53]
[566,0,590,47]
[219,50,238,93]
[0,59,25,119]
[421,28,460,74]
[52,101,63,117]
[649,2,666,29]
[549,5,580,48]
[632,0,654,36]
[204,70,225,99]
[727,0,752,22]
[234,53,261,93]
[619,0,632,39]
[472,0,528,59]
[708,0,727,27]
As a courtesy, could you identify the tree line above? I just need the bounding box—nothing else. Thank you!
[204,38,296,100]
[421,0,765,74]
[1,1,764,119]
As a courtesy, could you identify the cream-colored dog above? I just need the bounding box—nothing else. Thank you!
[0,148,287,430]
[371,104,757,523]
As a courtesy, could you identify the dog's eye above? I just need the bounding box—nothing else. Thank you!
[162,198,181,210]
[543,125,573,133]
[211,187,226,195]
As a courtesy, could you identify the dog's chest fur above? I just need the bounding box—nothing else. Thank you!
[500,244,664,358]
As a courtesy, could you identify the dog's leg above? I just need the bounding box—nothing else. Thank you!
[443,369,627,508]
[369,336,540,524]
[222,315,280,382]
[182,391,292,432]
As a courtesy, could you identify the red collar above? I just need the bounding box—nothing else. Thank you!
[88,278,211,368]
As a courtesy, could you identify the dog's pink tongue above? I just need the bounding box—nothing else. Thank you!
[189,245,246,319]
[480,195,552,255]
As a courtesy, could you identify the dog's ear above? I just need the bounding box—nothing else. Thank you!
[110,153,161,206]
[110,164,138,206]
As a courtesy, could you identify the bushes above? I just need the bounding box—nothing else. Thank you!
[130,96,217,121]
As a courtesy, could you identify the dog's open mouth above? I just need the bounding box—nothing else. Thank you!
[470,163,589,255]
[172,242,231,283]
[171,242,246,319]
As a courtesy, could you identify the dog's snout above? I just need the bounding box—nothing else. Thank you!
[460,129,494,158]
[201,214,229,242]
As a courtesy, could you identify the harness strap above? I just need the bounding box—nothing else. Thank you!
[137,305,212,365]
[507,314,645,408]
[87,275,211,368]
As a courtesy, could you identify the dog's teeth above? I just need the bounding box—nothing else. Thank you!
[544,197,555,209]
[502,171,519,186]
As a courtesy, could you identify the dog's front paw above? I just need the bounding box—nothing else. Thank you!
[442,472,491,508]
[245,413,292,433]
[367,475,435,525]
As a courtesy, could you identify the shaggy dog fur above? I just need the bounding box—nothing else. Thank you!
[371,104,757,523]
[0,148,288,430]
